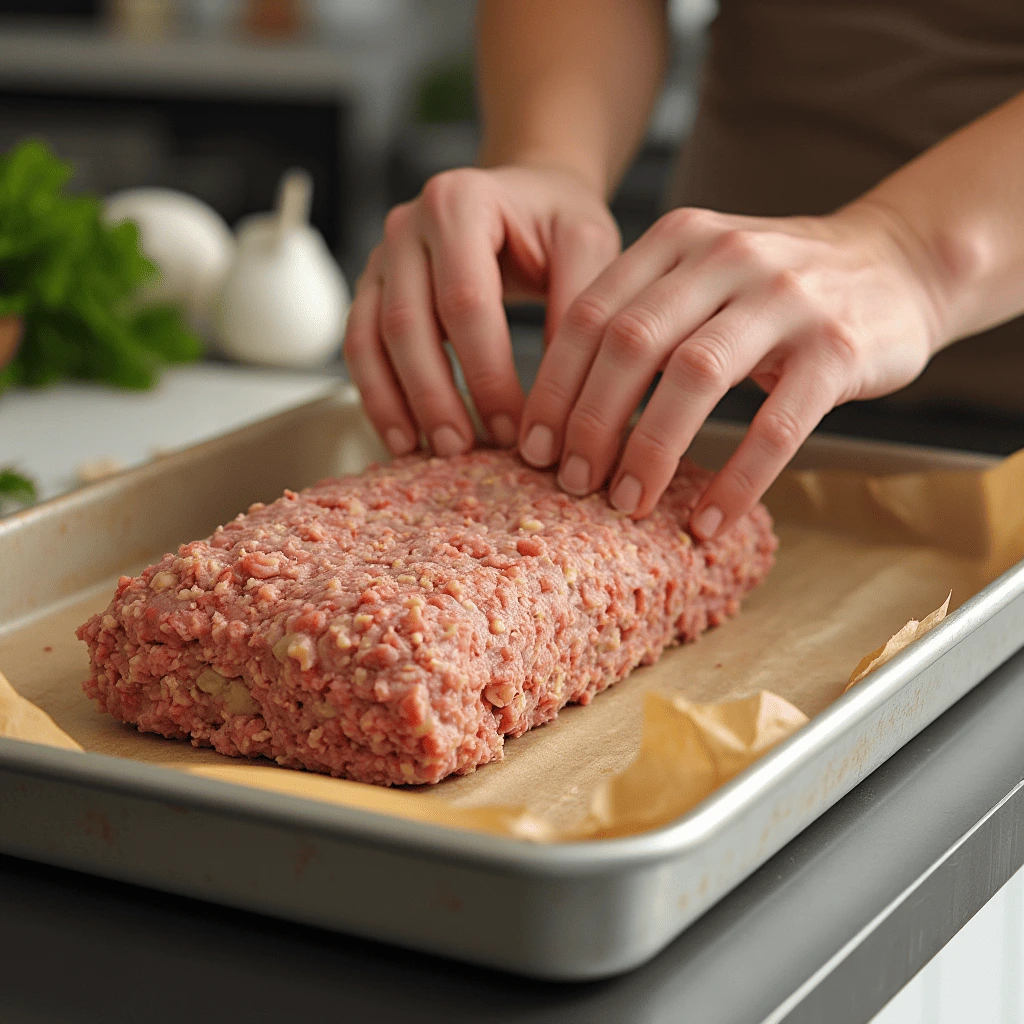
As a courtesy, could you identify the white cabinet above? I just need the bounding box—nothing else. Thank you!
[874,865,1024,1023]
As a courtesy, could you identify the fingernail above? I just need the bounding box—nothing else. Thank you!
[559,454,591,495]
[521,424,555,466]
[691,505,723,540]
[611,475,642,515]
[385,427,414,455]
[431,425,466,458]
[490,414,517,448]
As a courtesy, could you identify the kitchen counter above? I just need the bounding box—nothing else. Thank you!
[1,350,1023,1022]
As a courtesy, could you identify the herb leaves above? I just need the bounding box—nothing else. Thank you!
[0,140,200,395]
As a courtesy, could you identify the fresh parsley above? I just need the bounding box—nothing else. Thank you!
[0,139,200,395]
[0,467,37,509]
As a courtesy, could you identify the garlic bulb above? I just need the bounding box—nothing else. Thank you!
[216,169,350,369]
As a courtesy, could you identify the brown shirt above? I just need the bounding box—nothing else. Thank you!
[669,0,1024,412]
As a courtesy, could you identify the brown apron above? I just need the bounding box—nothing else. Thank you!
[668,0,1024,412]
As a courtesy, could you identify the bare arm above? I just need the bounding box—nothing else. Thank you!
[859,90,1024,351]
[477,0,669,196]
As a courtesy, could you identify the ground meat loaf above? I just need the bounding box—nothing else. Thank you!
[78,451,778,786]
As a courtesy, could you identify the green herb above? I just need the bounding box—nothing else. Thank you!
[0,467,36,507]
[0,139,200,395]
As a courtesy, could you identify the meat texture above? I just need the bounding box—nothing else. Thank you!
[78,451,778,785]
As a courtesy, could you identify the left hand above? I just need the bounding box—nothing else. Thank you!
[518,201,944,538]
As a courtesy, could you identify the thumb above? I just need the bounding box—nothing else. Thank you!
[544,215,620,346]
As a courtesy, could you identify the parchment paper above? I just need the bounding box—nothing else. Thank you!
[2,449,1021,841]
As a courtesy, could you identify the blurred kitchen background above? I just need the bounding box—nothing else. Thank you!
[0,0,713,284]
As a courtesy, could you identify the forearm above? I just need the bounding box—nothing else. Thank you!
[849,90,1024,352]
[476,0,668,197]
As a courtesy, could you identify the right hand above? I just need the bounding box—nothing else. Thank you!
[343,164,620,456]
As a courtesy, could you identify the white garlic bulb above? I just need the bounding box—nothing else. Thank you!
[216,169,350,369]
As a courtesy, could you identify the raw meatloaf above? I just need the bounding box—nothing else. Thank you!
[79,451,777,786]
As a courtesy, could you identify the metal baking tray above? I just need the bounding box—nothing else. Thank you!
[1,387,1022,981]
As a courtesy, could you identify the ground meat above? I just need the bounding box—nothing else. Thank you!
[78,451,777,786]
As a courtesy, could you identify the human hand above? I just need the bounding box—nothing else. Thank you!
[343,164,620,457]
[519,202,943,538]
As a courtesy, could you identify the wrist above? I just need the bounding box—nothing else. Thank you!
[836,196,963,356]
[477,140,610,199]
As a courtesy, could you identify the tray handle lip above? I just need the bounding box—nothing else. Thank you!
[3,556,1021,880]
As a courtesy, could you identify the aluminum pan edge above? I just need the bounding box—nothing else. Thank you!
[2,553,1022,878]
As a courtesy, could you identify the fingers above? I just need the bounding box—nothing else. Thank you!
[419,178,524,447]
[609,295,802,518]
[543,214,620,346]
[520,223,686,469]
[554,257,760,496]
[379,205,475,457]
[689,349,845,540]
[520,208,726,471]
[342,248,417,455]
